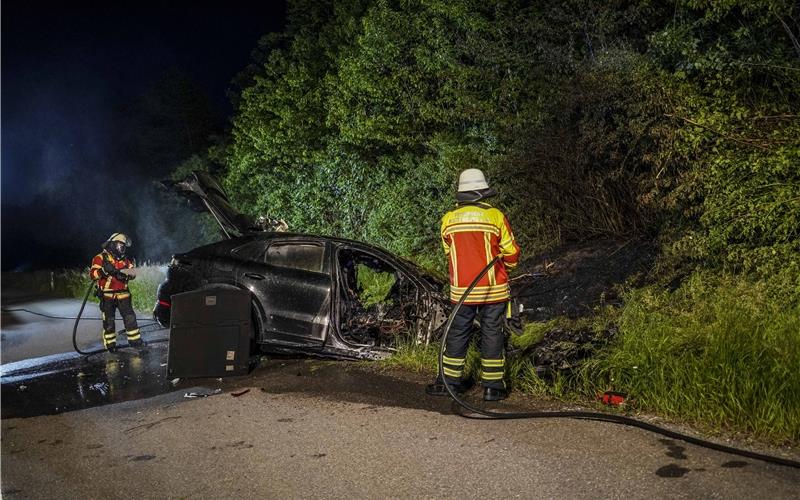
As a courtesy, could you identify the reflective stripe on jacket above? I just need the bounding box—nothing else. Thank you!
[89,251,134,299]
[441,202,520,304]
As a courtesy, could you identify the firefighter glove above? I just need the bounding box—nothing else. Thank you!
[102,261,116,276]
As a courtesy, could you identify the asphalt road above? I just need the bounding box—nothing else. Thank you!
[2,294,799,498]
[1,291,165,364]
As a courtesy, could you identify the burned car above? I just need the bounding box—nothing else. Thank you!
[154,172,449,360]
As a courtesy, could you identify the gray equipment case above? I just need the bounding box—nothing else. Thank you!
[167,288,252,378]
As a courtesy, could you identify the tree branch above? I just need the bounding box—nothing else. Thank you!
[775,12,800,60]
[663,113,770,150]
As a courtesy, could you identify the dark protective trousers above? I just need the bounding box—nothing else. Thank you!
[99,296,140,348]
[440,302,506,390]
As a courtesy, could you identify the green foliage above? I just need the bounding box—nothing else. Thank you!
[355,264,395,307]
[8,265,168,314]
[226,1,568,259]
[380,340,438,373]
[205,0,800,442]
[648,0,800,276]
[216,0,799,276]
[126,265,167,312]
[509,321,554,350]
[576,272,800,443]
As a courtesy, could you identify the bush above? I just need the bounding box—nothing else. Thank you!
[576,272,800,443]
[126,264,167,312]
[4,265,166,314]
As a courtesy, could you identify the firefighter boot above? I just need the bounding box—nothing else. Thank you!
[126,328,144,348]
[483,387,508,401]
[102,330,118,353]
[425,378,474,397]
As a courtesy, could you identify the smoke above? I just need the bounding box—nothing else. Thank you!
[1,1,288,271]
[1,73,220,271]
[130,182,219,264]
[1,171,219,271]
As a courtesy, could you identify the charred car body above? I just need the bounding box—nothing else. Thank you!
[154,172,449,360]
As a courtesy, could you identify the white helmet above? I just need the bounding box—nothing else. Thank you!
[458,168,490,192]
[104,233,132,258]
[105,233,132,247]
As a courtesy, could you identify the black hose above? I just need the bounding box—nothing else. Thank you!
[439,257,800,469]
[3,308,159,326]
[2,308,102,320]
[71,282,168,356]
[72,283,107,356]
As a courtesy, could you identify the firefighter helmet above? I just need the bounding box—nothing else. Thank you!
[457,168,490,192]
[104,233,132,258]
[105,233,132,247]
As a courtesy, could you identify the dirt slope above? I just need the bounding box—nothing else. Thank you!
[511,238,656,321]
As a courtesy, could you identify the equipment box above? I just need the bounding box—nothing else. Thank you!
[168,288,252,378]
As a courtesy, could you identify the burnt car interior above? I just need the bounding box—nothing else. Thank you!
[337,248,420,348]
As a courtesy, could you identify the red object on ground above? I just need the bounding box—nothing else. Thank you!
[598,391,626,406]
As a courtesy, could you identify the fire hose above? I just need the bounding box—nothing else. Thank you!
[72,282,167,356]
[439,256,800,469]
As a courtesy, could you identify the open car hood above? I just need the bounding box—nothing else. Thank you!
[165,171,254,239]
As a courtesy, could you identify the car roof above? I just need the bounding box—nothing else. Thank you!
[181,232,443,285]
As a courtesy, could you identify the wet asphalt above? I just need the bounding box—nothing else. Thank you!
[1,292,172,418]
[3,356,800,499]
[2,295,800,498]
[1,342,174,419]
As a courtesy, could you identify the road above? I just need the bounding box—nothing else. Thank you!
[2,294,799,498]
[1,290,165,364]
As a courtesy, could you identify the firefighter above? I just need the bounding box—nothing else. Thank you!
[89,233,142,352]
[426,169,520,401]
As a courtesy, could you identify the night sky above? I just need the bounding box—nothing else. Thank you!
[2,1,287,270]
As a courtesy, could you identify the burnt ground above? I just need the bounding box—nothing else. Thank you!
[511,238,657,321]
[508,238,657,371]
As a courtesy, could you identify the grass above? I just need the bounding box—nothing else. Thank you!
[381,271,800,445]
[126,265,166,312]
[577,272,800,444]
[4,264,166,313]
[380,339,438,373]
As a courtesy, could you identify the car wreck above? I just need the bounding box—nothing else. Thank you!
[154,172,450,360]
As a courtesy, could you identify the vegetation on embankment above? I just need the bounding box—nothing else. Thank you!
[172,0,798,443]
[2,265,165,313]
[204,0,799,274]
[578,272,800,443]
[384,272,800,444]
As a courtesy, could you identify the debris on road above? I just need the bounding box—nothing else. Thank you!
[183,389,222,399]
[89,382,109,396]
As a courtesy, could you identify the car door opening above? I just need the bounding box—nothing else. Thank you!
[337,249,420,348]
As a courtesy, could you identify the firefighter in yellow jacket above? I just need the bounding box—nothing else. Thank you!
[426,169,520,401]
[89,233,142,352]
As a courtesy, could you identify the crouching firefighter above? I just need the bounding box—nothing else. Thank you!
[89,233,142,352]
[426,169,520,401]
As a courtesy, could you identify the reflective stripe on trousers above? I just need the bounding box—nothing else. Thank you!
[441,302,507,390]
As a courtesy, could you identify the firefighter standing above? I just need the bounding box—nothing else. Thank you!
[89,233,142,352]
[426,169,520,401]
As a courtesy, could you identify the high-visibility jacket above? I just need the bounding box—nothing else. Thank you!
[89,251,135,299]
[441,202,520,304]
